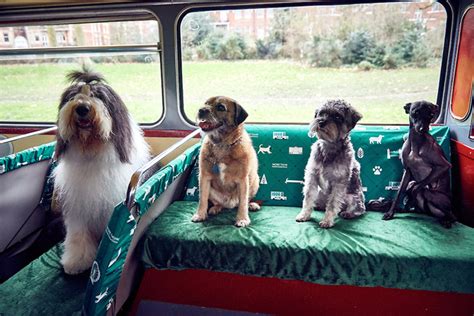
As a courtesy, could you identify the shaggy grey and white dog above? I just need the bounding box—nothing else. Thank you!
[53,67,150,274]
[296,99,365,228]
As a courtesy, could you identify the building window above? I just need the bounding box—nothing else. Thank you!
[219,11,227,22]
[41,34,48,46]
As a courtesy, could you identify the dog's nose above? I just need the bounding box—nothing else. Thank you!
[198,108,210,117]
[75,104,90,117]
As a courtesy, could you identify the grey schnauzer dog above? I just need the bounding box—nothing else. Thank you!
[296,99,365,228]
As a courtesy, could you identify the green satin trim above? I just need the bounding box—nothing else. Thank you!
[141,201,474,294]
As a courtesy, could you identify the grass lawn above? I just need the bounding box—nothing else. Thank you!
[0,61,441,124]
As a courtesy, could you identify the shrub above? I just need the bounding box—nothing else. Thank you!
[412,42,431,68]
[307,36,343,67]
[367,44,386,67]
[382,54,400,69]
[357,60,375,71]
[199,32,224,59]
[390,22,431,67]
[342,31,376,65]
[255,38,282,59]
[216,34,248,60]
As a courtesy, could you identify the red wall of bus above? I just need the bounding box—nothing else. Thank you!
[131,268,474,316]
[452,140,474,226]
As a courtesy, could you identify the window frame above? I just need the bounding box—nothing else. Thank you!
[0,8,164,128]
[177,1,452,126]
[449,5,474,122]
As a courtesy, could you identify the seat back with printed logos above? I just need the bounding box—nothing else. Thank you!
[183,124,451,207]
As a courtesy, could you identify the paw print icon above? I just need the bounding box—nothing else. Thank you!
[373,166,382,175]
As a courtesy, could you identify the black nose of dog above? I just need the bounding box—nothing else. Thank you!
[198,108,210,117]
[75,104,90,117]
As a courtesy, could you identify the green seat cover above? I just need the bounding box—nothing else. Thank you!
[183,125,451,207]
[0,245,88,316]
[0,142,55,174]
[141,201,474,294]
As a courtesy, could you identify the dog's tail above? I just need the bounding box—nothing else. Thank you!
[66,65,106,85]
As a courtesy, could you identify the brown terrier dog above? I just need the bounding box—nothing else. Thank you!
[191,96,260,227]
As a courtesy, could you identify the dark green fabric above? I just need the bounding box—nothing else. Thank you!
[82,144,201,316]
[141,201,474,294]
[0,142,55,174]
[183,125,450,208]
[0,244,88,316]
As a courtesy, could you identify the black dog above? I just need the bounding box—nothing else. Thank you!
[382,101,455,227]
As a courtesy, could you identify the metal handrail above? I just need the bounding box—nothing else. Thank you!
[0,126,57,145]
[0,43,161,56]
[125,128,201,218]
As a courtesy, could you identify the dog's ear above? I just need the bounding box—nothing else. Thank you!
[54,137,67,160]
[234,101,248,125]
[404,102,412,114]
[429,102,440,123]
[350,108,363,129]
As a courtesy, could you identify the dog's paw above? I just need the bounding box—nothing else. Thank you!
[319,219,334,228]
[63,262,89,275]
[249,202,261,212]
[296,210,311,222]
[191,212,207,222]
[208,205,222,215]
[61,256,91,275]
[235,217,251,227]
[339,210,365,219]
[439,218,454,229]
[382,211,394,221]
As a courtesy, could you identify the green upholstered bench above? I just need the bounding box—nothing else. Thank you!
[0,245,88,316]
[141,201,474,294]
[138,125,474,295]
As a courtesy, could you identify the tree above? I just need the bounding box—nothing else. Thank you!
[181,13,213,48]
[342,31,376,65]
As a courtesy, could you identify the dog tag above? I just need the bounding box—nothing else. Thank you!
[212,164,220,174]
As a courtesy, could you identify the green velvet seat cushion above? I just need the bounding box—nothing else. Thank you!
[141,201,474,294]
[0,244,88,316]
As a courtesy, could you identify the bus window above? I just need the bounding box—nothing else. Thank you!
[179,2,447,124]
[0,14,162,124]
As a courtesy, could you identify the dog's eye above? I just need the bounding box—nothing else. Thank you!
[335,115,342,122]
[216,104,226,112]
